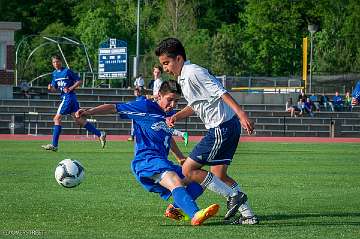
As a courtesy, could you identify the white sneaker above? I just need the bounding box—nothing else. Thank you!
[99,131,106,148]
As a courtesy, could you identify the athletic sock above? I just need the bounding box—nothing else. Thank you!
[231,182,241,194]
[201,172,235,197]
[172,187,199,219]
[52,125,62,147]
[173,182,203,209]
[84,122,101,137]
[239,201,255,218]
[230,183,256,217]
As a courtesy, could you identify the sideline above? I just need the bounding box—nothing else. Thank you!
[0,134,360,143]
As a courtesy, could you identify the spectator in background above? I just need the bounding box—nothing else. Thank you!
[152,65,163,98]
[332,91,344,111]
[344,91,352,111]
[134,74,145,90]
[298,90,307,103]
[320,94,334,112]
[309,93,320,111]
[303,98,315,117]
[285,98,300,117]
[20,81,31,99]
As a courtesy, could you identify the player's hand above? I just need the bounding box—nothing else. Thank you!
[351,97,358,106]
[239,112,254,135]
[166,116,176,128]
[63,87,70,93]
[75,109,86,118]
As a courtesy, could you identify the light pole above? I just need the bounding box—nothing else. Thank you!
[308,24,318,94]
[133,0,140,79]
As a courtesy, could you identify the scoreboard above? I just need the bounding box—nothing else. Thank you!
[98,38,127,79]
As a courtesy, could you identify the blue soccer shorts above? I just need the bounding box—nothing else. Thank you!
[189,116,241,166]
[56,94,80,115]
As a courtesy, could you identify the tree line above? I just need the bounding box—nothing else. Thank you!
[1,0,360,85]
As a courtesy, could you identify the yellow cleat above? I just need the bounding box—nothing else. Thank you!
[191,204,219,226]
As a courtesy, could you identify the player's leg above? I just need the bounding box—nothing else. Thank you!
[211,164,257,224]
[71,102,106,148]
[159,171,219,226]
[41,113,62,151]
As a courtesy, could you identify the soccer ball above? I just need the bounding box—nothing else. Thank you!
[55,159,85,188]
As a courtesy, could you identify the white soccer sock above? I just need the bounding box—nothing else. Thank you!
[231,182,241,194]
[172,129,184,137]
[200,172,236,197]
[231,182,255,217]
[239,201,255,218]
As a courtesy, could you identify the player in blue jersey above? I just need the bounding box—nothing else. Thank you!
[75,81,219,226]
[41,55,106,152]
[352,80,360,105]
[155,38,258,225]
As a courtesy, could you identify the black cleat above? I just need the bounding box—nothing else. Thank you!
[224,192,248,220]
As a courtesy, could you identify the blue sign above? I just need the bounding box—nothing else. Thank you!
[98,38,127,78]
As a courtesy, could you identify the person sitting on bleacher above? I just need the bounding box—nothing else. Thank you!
[344,91,352,112]
[285,98,301,117]
[320,94,334,112]
[309,93,320,111]
[303,98,315,117]
[332,91,344,112]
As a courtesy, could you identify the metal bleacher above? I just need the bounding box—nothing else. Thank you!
[0,86,359,137]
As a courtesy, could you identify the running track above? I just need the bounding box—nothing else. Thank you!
[0,134,360,143]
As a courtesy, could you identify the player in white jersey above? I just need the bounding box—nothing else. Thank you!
[155,37,258,225]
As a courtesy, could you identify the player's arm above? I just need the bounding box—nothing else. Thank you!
[67,80,82,92]
[170,137,186,165]
[221,92,254,135]
[76,104,117,118]
[166,106,194,128]
[47,84,57,92]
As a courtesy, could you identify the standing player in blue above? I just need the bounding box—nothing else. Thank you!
[41,55,106,152]
[75,81,219,226]
[156,38,259,224]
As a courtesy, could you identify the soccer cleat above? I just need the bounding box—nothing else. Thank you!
[191,204,219,226]
[227,215,259,225]
[164,204,189,221]
[224,192,248,220]
[99,131,106,148]
[183,132,189,146]
[127,136,134,141]
[41,144,58,152]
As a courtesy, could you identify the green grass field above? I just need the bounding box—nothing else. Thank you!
[0,140,359,239]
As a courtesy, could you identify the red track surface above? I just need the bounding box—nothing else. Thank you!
[0,134,359,143]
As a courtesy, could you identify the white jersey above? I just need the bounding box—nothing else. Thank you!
[153,78,163,95]
[177,61,235,129]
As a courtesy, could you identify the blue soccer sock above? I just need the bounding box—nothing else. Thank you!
[52,125,62,147]
[173,182,203,209]
[84,122,101,137]
[172,187,199,219]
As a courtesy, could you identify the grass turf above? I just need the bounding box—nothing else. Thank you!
[0,140,359,238]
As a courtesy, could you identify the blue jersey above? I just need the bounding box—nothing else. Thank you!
[116,99,181,199]
[51,67,80,115]
[50,67,80,97]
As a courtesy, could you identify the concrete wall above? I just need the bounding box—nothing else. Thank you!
[231,92,299,104]
[0,84,13,99]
